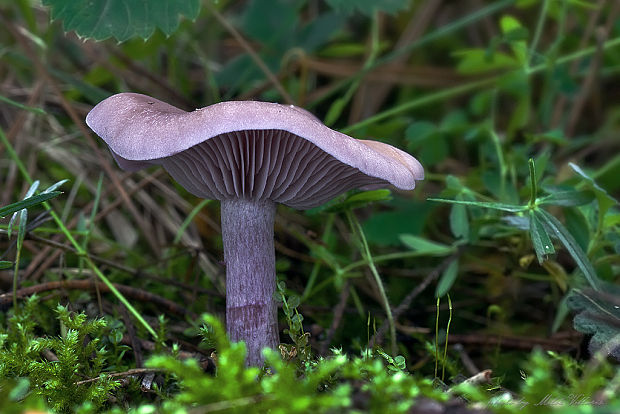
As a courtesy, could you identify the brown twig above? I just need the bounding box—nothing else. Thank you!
[25,233,223,299]
[449,333,578,352]
[351,0,443,121]
[320,280,350,355]
[74,368,162,386]
[25,170,162,282]
[0,279,194,318]
[204,1,293,104]
[118,305,144,367]
[565,26,612,136]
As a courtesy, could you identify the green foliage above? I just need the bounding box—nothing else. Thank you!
[430,158,609,291]
[1,1,619,412]
[276,281,311,363]
[42,0,200,41]
[0,189,62,218]
[125,314,445,414]
[0,297,121,412]
[0,378,47,413]
[454,350,620,413]
[568,285,620,361]
[324,0,411,16]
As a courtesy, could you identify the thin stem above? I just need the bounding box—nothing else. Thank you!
[302,212,334,301]
[442,294,453,381]
[12,244,21,308]
[528,158,537,208]
[345,210,396,355]
[488,123,507,199]
[435,297,440,378]
[173,199,211,244]
[528,0,549,65]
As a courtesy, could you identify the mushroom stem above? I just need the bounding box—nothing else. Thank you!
[221,198,279,366]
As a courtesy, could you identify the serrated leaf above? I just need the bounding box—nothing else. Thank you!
[435,260,459,298]
[567,286,620,361]
[529,209,555,264]
[42,0,200,42]
[399,235,454,256]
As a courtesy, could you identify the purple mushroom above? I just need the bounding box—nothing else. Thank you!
[86,93,423,366]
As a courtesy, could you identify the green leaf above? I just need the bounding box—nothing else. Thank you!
[399,235,454,256]
[428,198,526,213]
[449,204,469,239]
[564,207,590,252]
[324,97,347,126]
[363,201,432,246]
[242,0,299,47]
[405,121,436,143]
[537,191,595,207]
[528,158,538,206]
[42,0,200,41]
[567,286,620,361]
[535,209,600,290]
[325,190,392,213]
[570,163,618,233]
[453,49,519,74]
[529,210,555,264]
[0,192,62,218]
[435,260,459,298]
[405,121,448,166]
[0,261,12,270]
[44,179,69,194]
[500,15,528,65]
[325,0,410,15]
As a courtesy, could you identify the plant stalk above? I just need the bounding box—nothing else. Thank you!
[221,198,279,366]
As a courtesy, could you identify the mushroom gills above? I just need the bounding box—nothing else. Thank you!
[160,130,390,209]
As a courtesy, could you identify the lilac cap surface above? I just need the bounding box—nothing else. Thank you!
[86,93,423,209]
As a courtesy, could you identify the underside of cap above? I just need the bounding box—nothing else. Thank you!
[154,129,392,209]
[88,93,424,207]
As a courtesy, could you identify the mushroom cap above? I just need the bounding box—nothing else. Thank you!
[86,93,423,209]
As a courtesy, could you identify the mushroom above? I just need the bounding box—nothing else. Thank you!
[86,93,423,366]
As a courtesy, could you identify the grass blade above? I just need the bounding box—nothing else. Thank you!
[428,198,526,212]
[535,209,600,290]
[0,192,61,218]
